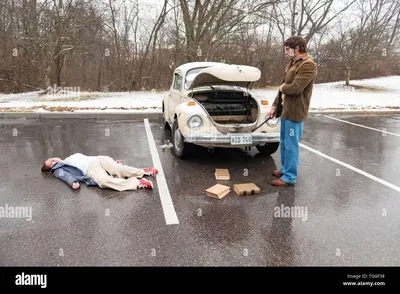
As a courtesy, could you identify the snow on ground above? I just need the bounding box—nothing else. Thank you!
[0,76,399,112]
[343,75,400,91]
[253,75,400,111]
[0,91,162,112]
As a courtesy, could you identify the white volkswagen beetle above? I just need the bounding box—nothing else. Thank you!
[162,62,280,158]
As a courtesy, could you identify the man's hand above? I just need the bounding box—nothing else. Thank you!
[268,107,276,118]
[116,160,123,164]
[72,182,80,190]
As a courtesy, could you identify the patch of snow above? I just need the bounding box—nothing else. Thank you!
[0,76,399,112]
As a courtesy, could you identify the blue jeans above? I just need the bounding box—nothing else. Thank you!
[279,118,304,184]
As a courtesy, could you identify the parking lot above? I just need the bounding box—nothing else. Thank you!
[0,113,399,266]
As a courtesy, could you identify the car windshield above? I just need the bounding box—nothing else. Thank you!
[184,67,207,89]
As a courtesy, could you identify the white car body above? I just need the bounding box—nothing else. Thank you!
[162,62,280,158]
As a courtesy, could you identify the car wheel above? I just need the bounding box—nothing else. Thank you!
[256,142,279,155]
[172,120,188,158]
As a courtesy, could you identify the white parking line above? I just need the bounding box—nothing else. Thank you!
[144,119,179,225]
[323,115,400,137]
[300,143,400,193]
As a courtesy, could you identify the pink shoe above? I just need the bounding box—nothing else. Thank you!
[138,178,153,189]
[143,167,158,176]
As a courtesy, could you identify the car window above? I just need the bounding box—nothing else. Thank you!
[173,73,182,91]
[185,67,207,89]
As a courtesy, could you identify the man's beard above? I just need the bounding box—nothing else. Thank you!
[285,48,295,59]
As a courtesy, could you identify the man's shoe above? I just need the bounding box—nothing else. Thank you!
[272,170,283,177]
[143,167,158,176]
[271,179,294,187]
[138,178,153,189]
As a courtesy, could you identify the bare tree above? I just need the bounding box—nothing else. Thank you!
[137,0,170,90]
[326,0,400,85]
[270,0,355,43]
[178,0,276,62]
[1,0,399,93]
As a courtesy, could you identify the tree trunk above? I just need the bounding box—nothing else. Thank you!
[15,47,22,92]
[345,66,351,86]
[55,48,62,86]
[109,0,121,89]
[291,0,297,36]
[98,30,103,91]
[97,60,102,91]
[82,55,86,89]
[54,0,63,87]
[44,64,51,88]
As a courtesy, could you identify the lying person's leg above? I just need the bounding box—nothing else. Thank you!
[86,159,152,190]
[98,156,146,178]
[113,159,158,176]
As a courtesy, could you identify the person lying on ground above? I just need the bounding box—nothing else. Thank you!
[41,153,158,191]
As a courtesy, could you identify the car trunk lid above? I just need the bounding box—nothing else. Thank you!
[188,64,261,90]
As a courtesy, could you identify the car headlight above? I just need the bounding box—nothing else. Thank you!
[188,115,203,129]
[266,114,280,127]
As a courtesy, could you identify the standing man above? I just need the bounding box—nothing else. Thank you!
[268,36,317,187]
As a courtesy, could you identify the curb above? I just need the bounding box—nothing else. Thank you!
[0,112,162,120]
[1,110,400,120]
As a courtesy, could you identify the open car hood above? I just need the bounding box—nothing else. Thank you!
[188,64,261,90]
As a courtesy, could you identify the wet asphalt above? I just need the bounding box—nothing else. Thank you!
[0,113,399,266]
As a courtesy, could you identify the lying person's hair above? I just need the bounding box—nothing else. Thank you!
[41,163,52,172]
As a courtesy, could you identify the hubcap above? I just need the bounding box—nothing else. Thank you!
[174,128,182,150]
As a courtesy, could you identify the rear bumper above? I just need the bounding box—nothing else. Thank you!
[184,132,280,146]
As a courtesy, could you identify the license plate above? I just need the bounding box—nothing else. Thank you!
[231,134,252,145]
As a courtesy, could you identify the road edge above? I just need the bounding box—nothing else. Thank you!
[1,110,400,120]
[0,112,162,119]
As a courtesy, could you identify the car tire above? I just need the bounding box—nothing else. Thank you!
[172,120,188,158]
[256,142,279,155]
[162,103,170,129]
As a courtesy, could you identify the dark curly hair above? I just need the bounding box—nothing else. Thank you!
[284,36,307,54]
[41,162,51,172]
